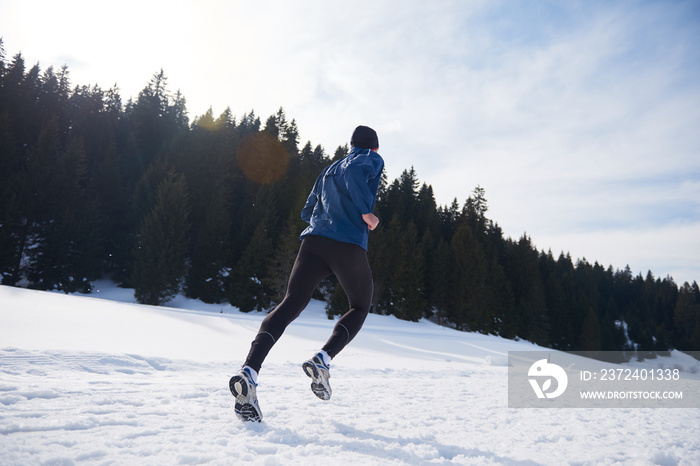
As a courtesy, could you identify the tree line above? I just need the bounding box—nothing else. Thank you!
[1,41,699,355]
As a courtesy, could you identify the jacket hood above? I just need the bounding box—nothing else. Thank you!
[325,148,376,178]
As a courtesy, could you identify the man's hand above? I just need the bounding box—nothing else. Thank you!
[362,213,380,231]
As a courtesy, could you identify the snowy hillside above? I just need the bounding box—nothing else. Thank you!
[1,282,699,465]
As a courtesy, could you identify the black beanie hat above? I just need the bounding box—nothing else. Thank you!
[350,125,379,150]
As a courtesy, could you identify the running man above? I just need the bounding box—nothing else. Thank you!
[229,125,384,422]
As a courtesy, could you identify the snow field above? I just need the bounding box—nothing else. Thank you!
[1,283,699,465]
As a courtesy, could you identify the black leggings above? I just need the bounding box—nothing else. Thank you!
[243,235,373,373]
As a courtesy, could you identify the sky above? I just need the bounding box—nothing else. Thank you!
[1,0,699,284]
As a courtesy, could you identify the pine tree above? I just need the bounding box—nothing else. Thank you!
[415,183,439,238]
[227,221,273,313]
[419,229,436,313]
[332,144,349,162]
[577,307,602,351]
[449,223,490,331]
[674,282,699,348]
[542,253,573,349]
[438,198,461,241]
[326,279,347,319]
[10,118,61,287]
[264,107,299,155]
[186,182,231,303]
[238,110,261,136]
[0,107,23,284]
[367,214,390,315]
[382,168,419,225]
[124,70,188,178]
[373,214,404,316]
[392,221,426,321]
[463,185,488,239]
[132,171,190,305]
[267,213,303,305]
[691,282,700,352]
[28,137,102,292]
[38,65,71,134]
[88,141,130,277]
[428,238,448,325]
[0,38,5,78]
[505,235,550,345]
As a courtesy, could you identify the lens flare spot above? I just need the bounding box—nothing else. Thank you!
[237,133,289,184]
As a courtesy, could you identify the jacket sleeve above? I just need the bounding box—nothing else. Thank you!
[345,155,382,215]
[301,170,323,223]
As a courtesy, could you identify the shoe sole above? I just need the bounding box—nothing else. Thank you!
[302,361,331,401]
[229,375,262,422]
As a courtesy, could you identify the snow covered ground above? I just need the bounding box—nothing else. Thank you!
[1,281,699,465]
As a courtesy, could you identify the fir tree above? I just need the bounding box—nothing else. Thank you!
[449,223,490,331]
[504,235,549,345]
[430,238,454,325]
[267,213,303,305]
[28,137,102,292]
[392,221,426,321]
[186,182,231,304]
[326,279,347,319]
[578,307,602,351]
[332,144,349,162]
[132,171,191,305]
[227,221,273,313]
[674,282,699,348]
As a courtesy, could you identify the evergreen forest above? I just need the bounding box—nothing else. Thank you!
[1,41,699,356]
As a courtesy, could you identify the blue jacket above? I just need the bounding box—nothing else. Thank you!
[300,147,384,250]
